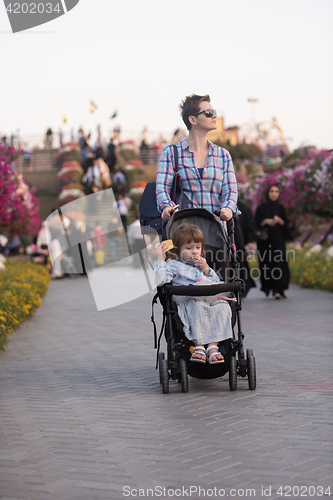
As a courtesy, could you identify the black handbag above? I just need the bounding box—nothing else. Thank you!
[139,144,187,234]
[254,228,269,242]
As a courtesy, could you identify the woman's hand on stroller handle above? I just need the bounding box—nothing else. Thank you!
[162,204,179,222]
[214,207,233,221]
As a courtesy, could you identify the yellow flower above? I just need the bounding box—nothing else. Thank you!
[0,259,50,350]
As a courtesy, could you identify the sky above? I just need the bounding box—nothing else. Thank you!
[0,0,332,150]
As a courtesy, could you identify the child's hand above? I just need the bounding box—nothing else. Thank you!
[218,296,237,302]
[192,255,210,275]
[155,242,168,263]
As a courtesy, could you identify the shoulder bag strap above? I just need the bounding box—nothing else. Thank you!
[151,292,159,349]
[172,144,179,173]
[169,144,179,204]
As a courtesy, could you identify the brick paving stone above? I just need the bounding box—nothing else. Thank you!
[0,278,332,499]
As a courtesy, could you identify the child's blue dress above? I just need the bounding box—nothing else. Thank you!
[154,259,233,345]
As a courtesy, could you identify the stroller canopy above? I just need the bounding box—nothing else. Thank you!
[166,208,228,250]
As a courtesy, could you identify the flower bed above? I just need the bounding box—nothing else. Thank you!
[119,142,139,162]
[0,146,41,238]
[247,246,333,293]
[128,180,147,197]
[252,151,333,224]
[288,246,333,292]
[126,159,144,168]
[60,183,85,193]
[0,259,50,351]
[57,161,84,206]
[58,189,85,203]
[55,145,80,168]
[57,161,83,184]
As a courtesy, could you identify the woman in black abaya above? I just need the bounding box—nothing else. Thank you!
[255,185,291,299]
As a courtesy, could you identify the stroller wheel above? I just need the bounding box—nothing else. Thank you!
[158,353,165,385]
[247,355,256,390]
[246,349,253,358]
[179,358,188,393]
[229,356,237,391]
[160,359,169,394]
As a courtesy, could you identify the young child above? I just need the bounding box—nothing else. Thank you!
[155,223,235,364]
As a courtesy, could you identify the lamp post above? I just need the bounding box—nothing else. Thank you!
[247,98,259,126]
[247,98,259,142]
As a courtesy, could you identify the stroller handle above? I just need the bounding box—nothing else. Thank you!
[214,210,237,219]
[163,281,243,297]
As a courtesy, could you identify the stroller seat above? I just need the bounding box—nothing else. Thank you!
[149,208,257,394]
[167,290,238,380]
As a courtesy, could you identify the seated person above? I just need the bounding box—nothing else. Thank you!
[154,223,235,365]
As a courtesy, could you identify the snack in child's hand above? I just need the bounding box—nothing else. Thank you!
[161,239,174,252]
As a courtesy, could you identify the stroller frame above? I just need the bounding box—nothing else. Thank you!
[152,209,256,393]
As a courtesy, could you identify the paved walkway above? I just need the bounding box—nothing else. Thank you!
[0,277,332,500]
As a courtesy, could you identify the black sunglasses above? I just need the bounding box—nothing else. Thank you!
[195,109,217,118]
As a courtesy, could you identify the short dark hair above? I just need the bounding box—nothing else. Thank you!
[179,94,211,131]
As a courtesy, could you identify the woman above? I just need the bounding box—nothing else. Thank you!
[255,185,291,299]
[156,94,237,223]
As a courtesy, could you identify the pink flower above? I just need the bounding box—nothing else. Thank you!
[0,147,41,238]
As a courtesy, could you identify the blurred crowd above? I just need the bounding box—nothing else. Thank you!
[0,207,144,280]
[77,127,131,232]
[0,124,189,279]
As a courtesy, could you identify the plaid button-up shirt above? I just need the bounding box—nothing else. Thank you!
[156,139,238,214]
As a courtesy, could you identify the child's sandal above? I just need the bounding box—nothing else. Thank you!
[190,346,206,364]
[206,345,224,364]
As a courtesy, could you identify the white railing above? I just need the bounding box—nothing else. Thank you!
[1,130,179,151]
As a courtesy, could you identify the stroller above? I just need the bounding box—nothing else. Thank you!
[150,208,257,394]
